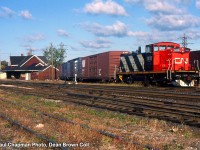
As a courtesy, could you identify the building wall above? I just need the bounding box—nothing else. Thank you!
[0,72,7,79]
[31,67,59,80]
[23,57,41,67]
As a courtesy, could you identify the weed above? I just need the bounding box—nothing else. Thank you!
[64,113,78,120]
[184,131,192,139]
[43,101,60,108]
[101,136,112,146]
[116,113,126,121]
[87,109,108,118]
[129,116,140,124]
[20,95,30,101]
[163,143,183,150]
[50,135,57,142]
[4,123,12,128]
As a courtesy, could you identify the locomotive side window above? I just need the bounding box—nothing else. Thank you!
[145,45,153,53]
[159,46,166,50]
[154,46,159,51]
[174,48,180,52]
[166,46,174,49]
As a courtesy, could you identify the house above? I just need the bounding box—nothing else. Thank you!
[3,54,59,80]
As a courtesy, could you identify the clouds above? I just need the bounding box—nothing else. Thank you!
[81,21,149,38]
[82,21,126,37]
[81,21,132,37]
[84,0,128,16]
[197,0,200,9]
[1,0,200,60]
[57,29,69,37]
[0,6,15,17]
[80,37,112,49]
[24,33,45,43]
[125,0,184,14]
[79,0,200,48]
[0,6,33,20]
[143,0,184,14]
[124,0,185,15]
[23,44,39,51]
[124,0,200,32]
[147,14,200,31]
[20,10,33,20]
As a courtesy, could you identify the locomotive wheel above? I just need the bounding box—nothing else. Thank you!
[143,76,150,86]
[126,76,134,84]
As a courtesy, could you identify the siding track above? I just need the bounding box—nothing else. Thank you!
[0,80,199,128]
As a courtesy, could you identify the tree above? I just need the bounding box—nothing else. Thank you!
[1,60,8,70]
[43,42,67,79]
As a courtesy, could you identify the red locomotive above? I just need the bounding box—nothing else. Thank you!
[117,42,199,86]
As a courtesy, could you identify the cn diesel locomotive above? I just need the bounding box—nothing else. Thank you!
[117,42,200,87]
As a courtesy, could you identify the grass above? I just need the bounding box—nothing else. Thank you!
[0,90,199,150]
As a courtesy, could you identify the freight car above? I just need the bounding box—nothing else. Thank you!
[60,57,82,81]
[117,42,200,87]
[60,51,128,82]
[190,50,200,71]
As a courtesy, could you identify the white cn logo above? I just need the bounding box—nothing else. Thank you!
[174,58,188,64]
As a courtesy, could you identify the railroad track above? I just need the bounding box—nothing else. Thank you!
[0,80,199,127]
[0,113,67,150]
[0,98,156,150]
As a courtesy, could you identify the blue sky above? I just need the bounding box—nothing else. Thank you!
[1,0,200,61]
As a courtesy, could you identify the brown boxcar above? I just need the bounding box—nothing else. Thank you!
[190,50,200,69]
[82,51,129,82]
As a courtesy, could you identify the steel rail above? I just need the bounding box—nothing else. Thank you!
[0,113,67,150]
[0,98,159,150]
[0,83,199,127]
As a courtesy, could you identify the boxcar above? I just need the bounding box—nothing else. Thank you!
[190,50,200,70]
[81,51,128,82]
[59,62,70,80]
[60,57,82,81]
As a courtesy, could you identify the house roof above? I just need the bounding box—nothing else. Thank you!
[10,56,28,66]
[10,55,48,66]
[4,55,50,72]
[4,63,48,72]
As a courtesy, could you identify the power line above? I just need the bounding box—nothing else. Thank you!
[178,33,193,48]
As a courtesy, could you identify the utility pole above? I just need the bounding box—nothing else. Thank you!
[50,43,54,80]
